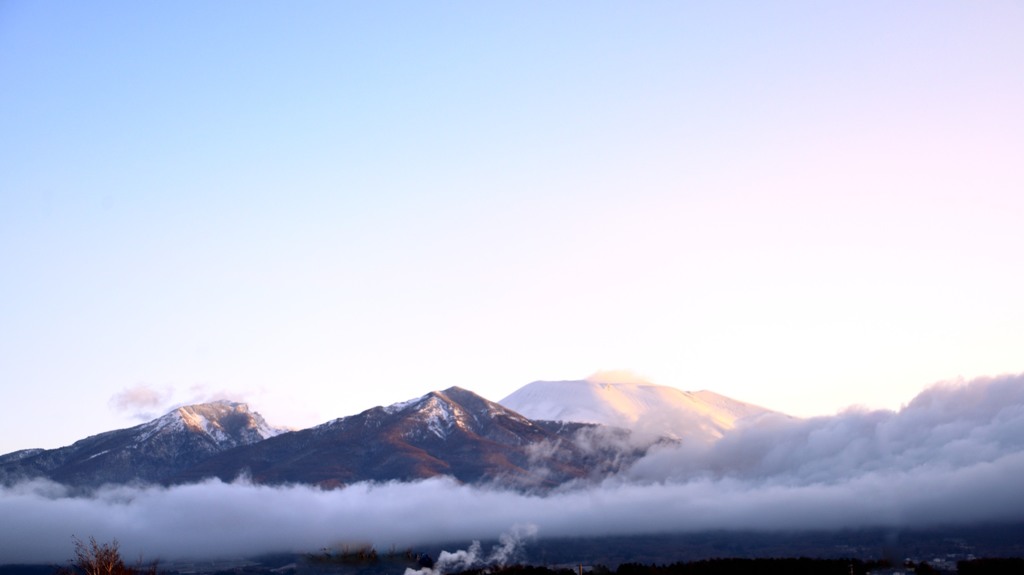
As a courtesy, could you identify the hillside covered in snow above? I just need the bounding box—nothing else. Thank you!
[499,371,775,441]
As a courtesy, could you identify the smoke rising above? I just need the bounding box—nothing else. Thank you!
[405,525,538,575]
[4,373,1023,565]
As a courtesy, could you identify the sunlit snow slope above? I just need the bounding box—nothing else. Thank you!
[499,372,775,441]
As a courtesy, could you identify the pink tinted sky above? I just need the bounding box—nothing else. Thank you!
[1,1,1022,454]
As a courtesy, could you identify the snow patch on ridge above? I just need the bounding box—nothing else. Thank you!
[418,396,456,439]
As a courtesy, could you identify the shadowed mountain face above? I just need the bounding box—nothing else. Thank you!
[0,388,649,491]
[177,386,643,489]
[0,401,283,488]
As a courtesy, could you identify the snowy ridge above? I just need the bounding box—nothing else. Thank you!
[383,396,421,415]
[135,400,284,446]
[135,410,189,443]
[391,390,475,440]
[376,387,537,442]
[417,395,456,439]
[0,448,45,464]
[0,400,289,488]
[499,376,774,442]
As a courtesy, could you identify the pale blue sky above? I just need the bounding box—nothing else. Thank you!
[2,1,1023,454]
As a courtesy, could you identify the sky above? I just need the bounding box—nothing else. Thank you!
[2,1,1024,455]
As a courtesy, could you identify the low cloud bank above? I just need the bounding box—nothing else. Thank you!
[630,373,1024,483]
[3,374,1023,564]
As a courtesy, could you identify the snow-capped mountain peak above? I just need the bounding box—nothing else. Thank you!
[412,393,459,439]
[0,400,287,488]
[379,387,533,440]
[137,400,284,446]
[499,378,774,441]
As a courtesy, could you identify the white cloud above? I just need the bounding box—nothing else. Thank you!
[108,384,174,421]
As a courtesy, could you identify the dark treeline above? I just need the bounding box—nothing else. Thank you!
[469,559,888,575]
[617,558,880,575]
[461,559,1022,575]
[8,538,1022,575]
[956,558,1024,574]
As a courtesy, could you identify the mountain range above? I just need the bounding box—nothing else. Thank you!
[0,378,773,491]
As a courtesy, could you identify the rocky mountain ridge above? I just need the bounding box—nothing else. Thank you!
[0,380,765,490]
[0,400,283,488]
[177,386,645,489]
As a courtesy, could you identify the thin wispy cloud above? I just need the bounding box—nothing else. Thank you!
[108,383,269,423]
[108,384,174,421]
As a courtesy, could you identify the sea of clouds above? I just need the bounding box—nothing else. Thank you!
[2,373,1023,564]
